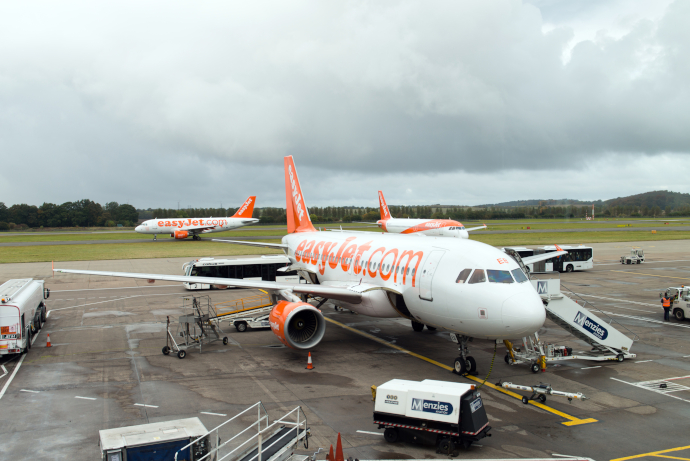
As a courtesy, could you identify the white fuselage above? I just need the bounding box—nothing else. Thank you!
[283,230,545,339]
[378,218,469,238]
[135,217,259,236]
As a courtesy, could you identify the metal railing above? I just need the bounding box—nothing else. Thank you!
[174,402,308,461]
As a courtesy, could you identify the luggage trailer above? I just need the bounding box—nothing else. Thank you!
[373,379,491,454]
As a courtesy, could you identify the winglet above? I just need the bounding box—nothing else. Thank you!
[554,244,563,251]
[232,196,256,218]
[378,190,391,221]
[284,156,316,234]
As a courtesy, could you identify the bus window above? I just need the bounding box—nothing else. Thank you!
[243,264,261,279]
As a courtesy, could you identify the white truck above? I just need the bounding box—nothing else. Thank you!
[0,279,49,355]
[373,379,490,454]
[663,287,690,321]
[621,249,645,265]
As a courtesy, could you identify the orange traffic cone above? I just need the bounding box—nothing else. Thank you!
[306,352,314,370]
[46,334,51,347]
[335,433,344,461]
[327,444,334,461]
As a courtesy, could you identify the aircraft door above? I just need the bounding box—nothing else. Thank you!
[419,250,446,301]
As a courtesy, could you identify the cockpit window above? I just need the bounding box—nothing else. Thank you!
[511,268,528,283]
[468,269,486,284]
[487,270,513,283]
[455,269,472,283]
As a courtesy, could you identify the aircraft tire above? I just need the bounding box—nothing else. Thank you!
[411,321,424,332]
[466,356,477,373]
[453,357,467,375]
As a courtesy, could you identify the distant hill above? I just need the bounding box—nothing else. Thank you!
[604,190,690,209]
[479,190,690,209]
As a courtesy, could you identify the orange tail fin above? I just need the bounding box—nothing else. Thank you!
[378,190,391,221]
[285,156,316,234]
[232,196,256,218]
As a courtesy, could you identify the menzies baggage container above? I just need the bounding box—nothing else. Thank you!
[0,279,49,355]
[374,379,490,453]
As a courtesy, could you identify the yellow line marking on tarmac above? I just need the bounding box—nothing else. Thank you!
[610,444,690,461]
[610,270,690,281]
[324,316,596,426]
[654,456,690,461]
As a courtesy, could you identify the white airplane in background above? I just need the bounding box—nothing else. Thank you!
[135,196,258,241]
[377,191,486,238]
[55,157,563,375]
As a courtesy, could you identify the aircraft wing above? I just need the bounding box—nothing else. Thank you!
[465,225,487,232]
[521,250,568,265]
[212,239,288,249]
[52,268,361,304]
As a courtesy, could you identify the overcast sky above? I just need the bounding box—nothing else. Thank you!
[1,0,688,209]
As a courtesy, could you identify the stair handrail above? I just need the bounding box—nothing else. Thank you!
[559,283,640,342]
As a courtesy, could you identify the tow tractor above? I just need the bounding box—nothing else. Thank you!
[662,287,690,321]
[620,248,645,264]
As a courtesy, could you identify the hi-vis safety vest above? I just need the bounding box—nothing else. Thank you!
[663,298,671,308]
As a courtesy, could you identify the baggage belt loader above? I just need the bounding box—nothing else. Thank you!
[373,379,491,454]
[505,279,637,372]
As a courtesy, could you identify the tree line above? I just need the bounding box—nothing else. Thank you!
[0,201,138,230]
[2,199,688,231]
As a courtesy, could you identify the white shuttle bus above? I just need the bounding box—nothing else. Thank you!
[1,279,49,355]
[504,245,594,273]
[182,255,301,290]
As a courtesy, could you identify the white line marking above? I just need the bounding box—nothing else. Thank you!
[20,389,39,393]
[602,311,690,329]
[573,293,658,308]
[200,412,227,416]
[581,366,601,369]
[683,355,690,358]
[611,377,690,404]
[0,365,7,379]
[0,354,26,400]
[49,293,182,312]
[75,396,97,400]
[46,310,51,318]
[635,360,653,363]
[134,403,158,408]
[356,430,383,436]
[51,285,180,292]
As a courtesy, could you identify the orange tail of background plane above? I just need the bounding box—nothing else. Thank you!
[232,196,257,218]
[285,156,316,234]
[378,190,391,221]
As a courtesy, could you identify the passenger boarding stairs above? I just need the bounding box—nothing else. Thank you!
[531,279,638,356]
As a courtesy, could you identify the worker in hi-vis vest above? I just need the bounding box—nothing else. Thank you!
[661,293,672,321]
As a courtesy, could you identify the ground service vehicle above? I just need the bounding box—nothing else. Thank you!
[182,255,301,290]
[0,279,49,355]
[374,379,490,453]
[621,248,645,264]
[55,156,562,376]
[504,245,594,273]
[663,287,690,321]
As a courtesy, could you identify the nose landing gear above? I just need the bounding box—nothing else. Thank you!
[451,334,478,376]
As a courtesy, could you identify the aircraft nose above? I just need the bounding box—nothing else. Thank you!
[460,230,469,239]
[501,292,546,337]
[135,225,142,232]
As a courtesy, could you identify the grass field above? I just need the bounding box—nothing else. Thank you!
[1,229,689,263]
[0,240,283,264]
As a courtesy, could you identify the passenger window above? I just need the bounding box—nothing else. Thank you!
[468,269,486,284]
[511,268,528,283]
[487,270,514,283]
[456,269,472,283]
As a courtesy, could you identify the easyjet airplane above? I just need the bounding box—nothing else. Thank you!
[376,191,486,238]
[135,196,258,241]
[55,158,561,375]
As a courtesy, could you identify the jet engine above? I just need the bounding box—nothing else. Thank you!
[269,301,326,349]
[172,230,189,239]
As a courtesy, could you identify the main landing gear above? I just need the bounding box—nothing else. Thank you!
[153,234,157,241]
[192,235,201,241]
[451,334,477,376]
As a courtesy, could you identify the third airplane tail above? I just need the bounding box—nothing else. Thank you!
[284,156,316,234]
[378,190,391,221]
[231,196,257,218]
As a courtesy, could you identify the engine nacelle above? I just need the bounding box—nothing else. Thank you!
[172,230,189,239]
[269,301,326,349]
